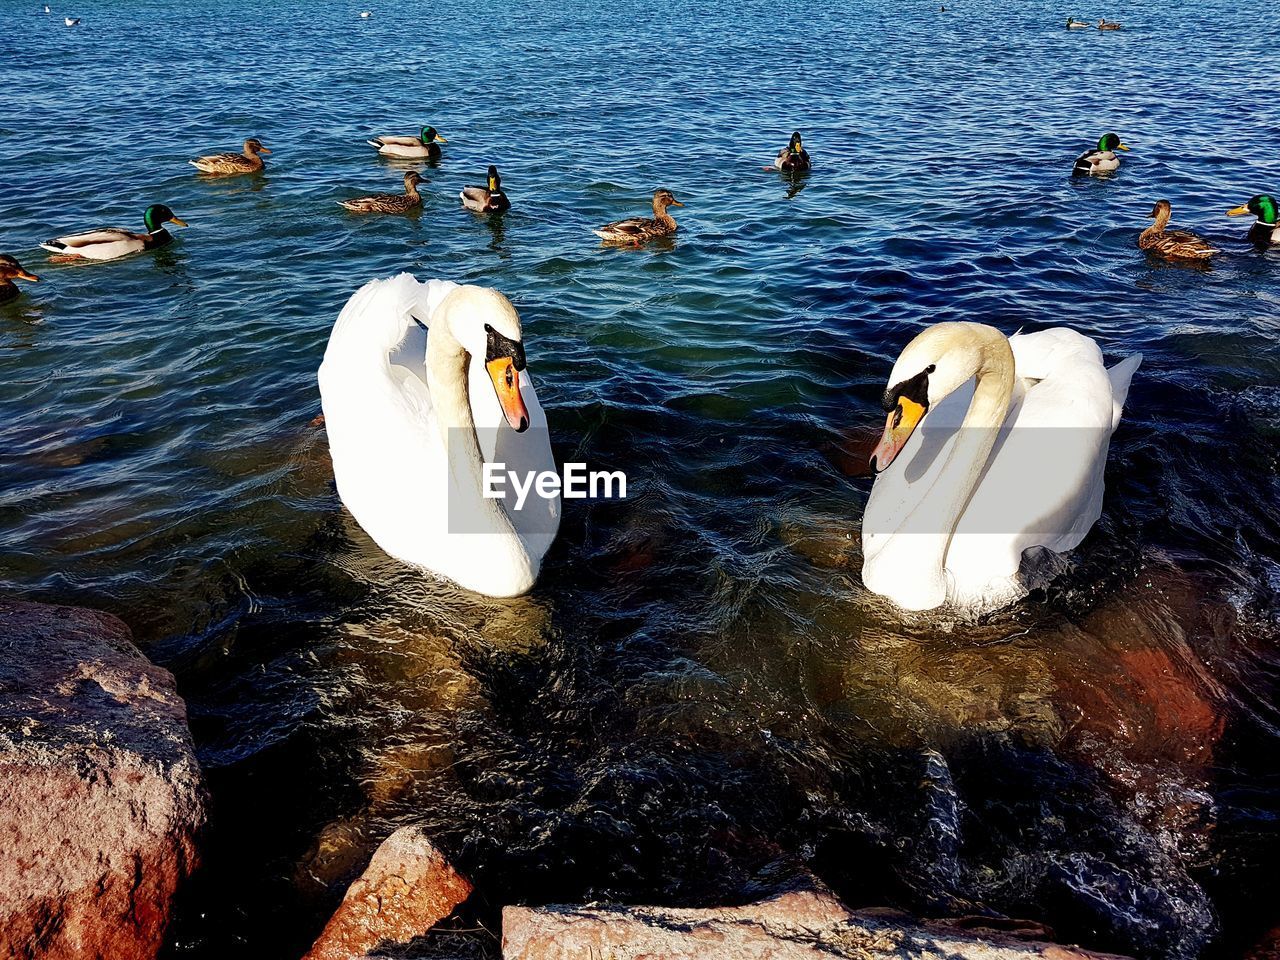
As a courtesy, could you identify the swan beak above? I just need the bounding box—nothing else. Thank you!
[487,357,530,432]
[871,397,926,473]
[1227,204,1250,217]
[168,216,189,227]
[1117,143,1130,151]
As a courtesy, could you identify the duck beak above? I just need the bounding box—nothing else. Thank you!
[168,216,189,227]
[434,135,448,144]
[1227,204,1251,217]
[670,199,685,207]
[486,357,530,432]
[16,270,40,282]
[871,396,927,473]
[1117,143,1130,151]
[258,146,272,154]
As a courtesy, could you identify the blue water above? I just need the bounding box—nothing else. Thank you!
[3,0,1280,956]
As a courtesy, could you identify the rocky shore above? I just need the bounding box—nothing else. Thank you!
[301,826,1135,960]
[0,600,206,960]
[1,599,1138,960]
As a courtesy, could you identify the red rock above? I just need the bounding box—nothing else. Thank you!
[502,887,1135,960]
[302,825,473,960]
[0,599,206,960]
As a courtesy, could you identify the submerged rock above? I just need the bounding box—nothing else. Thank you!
[0,599,205,960]
[502,887,1137,960]
[303,825,473,960]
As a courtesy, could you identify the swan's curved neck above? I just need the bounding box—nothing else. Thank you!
[902,328,1015,606]
[426,323,522,544]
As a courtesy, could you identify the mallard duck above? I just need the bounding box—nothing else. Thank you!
[339,171,424,214]
[593,189,684,245]
[366,126,447,160]
[1073,132,1129,174]
[190,138,271,175]
[1066,17,1089,27]
[771,131,811,172]
[1139,200,1216,261]
[0,255,40,305]
[460,165,511,213]
[40,204,188,261]
[1228,194,1280,245]
[1098,18,1122,29]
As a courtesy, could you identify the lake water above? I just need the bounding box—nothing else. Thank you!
[2,0,1279,957]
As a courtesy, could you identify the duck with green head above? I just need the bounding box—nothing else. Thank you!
[367,125,448,160]
[0,255,39,304]
[772,131,811,172]
[1228,194,1280,245]
[40,204,188,262]
[1074,132,1130,174]
[460,165,511,213]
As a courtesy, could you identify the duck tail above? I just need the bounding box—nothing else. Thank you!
[366,139,383,150]
[39,240,66,253]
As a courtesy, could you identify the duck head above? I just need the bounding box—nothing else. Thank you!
[653,188,684,212]
[0,254,39,284]
[1228,194,1278,224]
[422,126,448,145]
[143,204,188,233]
[1097,132,1129,153]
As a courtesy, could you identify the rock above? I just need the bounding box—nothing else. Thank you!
[501,887,1136,960]
[0,599,206,960]
[303,825,473,960]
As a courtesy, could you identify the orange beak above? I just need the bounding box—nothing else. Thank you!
[16,269,40,282]
[486,357,530,432]
[871,396,926,472]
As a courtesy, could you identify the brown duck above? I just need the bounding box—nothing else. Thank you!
[593,189,684,244]
[339,171,424,214]
[1138,200,1216,261]
[190,138,271,175]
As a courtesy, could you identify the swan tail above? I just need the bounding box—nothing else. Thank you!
[1106,353,1142,429]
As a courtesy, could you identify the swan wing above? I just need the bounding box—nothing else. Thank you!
[319,274,458,567]
[944,329,1139,598]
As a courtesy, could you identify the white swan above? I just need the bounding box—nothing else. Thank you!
[862,323,1141,613]
[318,275,560,597]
